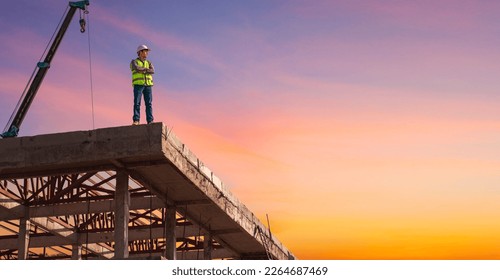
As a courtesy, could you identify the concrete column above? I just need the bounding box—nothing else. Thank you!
[72,239,82,260]
[164,206,176,260]
[203,233,213,260]
[114,170,130,259]
[17,214,30,260]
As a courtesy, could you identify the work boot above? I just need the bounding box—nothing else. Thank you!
[133,121,139,125]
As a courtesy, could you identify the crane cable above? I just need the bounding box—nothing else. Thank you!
[79,7,94,257]
[80,8,95,130]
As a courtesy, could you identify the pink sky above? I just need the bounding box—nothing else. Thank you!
[1,0,500,259]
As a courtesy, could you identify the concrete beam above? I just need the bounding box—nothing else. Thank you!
[0,225,202,250]
[0,193,20,214]
[0,196,165,221]
[129,248,233,260]
[28,216,112,258]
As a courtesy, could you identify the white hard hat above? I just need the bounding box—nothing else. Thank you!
[136,44,150,53]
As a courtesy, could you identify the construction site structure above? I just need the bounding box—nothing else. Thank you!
[0,123,295,260]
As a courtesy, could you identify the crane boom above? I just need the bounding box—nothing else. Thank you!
[1,1,90,138]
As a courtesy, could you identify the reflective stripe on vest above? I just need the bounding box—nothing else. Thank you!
[131,59,153,86]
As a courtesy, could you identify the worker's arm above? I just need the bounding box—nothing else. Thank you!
[146,61,155,74]
[145,61,155,74]
[131,59,155,74]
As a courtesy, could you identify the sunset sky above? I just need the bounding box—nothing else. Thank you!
[1,0,500,259]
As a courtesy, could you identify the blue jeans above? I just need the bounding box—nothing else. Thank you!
[133,85,153,123]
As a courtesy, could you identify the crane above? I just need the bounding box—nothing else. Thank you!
[1,1,90,138]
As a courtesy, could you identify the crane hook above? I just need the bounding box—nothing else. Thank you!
[79,18,86,33]
[79,9,89,33]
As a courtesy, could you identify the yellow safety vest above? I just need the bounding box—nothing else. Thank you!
[130,59,153,86]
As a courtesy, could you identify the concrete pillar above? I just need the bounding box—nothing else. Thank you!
[17,215,30,260]
[203,233,213,260]
[164,206,176,260]
[72,240,82,260]
[114,170,130,259]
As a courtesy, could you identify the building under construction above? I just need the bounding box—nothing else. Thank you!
[0,123,295,260]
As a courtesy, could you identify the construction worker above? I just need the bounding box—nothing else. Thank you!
[130,44,155,125]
